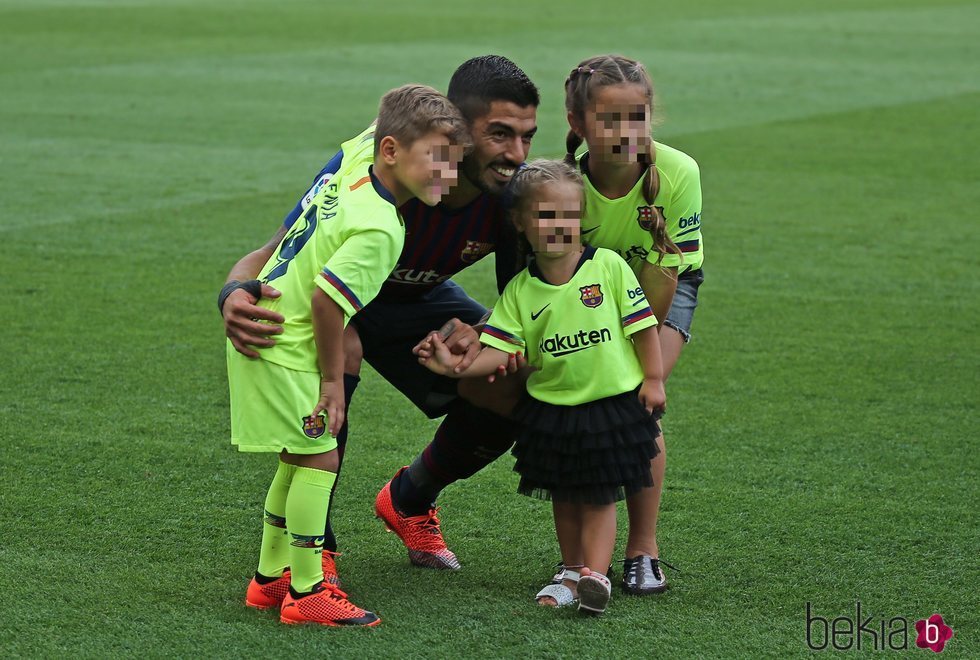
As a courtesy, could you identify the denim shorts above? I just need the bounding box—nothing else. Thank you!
[663,268,704,343]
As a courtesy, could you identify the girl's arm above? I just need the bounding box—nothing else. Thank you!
[419,334,512,378]
[638,262,679,331]
[310,288,347,437]
[631,325,667,414]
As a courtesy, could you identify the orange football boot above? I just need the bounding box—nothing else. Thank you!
[321,549,341,586]
[374,468,460,569]
[245,571,291,610]
[279,582,380,627]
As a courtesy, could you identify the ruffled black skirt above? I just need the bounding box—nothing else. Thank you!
[510,388,661,505]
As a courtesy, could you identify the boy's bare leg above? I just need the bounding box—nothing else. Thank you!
[280,448,340,473]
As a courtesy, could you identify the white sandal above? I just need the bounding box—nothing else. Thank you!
[535,583,575,607]
[536,569,580,607]
[577,570,612,615]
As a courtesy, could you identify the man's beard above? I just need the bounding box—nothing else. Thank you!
[461,155,503,196]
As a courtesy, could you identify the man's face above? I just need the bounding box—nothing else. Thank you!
[460,101,537,196]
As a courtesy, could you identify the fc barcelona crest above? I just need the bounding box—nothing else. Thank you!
[461,240,493,263]
[303,414,326,438]
[579,284,604,308]
[636,205,665,231]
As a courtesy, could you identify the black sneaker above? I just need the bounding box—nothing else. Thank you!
[622,555,672,595]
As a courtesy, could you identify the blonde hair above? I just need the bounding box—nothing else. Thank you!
[375,84,469,154]
[563,55,679,264]
[507,159,583,264]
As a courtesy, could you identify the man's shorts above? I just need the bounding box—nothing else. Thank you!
[227,343,339,454]
[352,280,487,419]
[663,268,704,343]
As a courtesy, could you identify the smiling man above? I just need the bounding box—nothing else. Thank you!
[221,55,539,576]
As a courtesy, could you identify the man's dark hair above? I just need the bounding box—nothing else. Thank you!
[447,55,540,122]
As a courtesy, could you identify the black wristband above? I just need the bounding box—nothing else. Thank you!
[218,279,263,314]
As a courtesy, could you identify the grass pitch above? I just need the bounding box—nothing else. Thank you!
[1,0,977,656]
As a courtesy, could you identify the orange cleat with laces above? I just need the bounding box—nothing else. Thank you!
[245,571,291,610]
[321,549,341,586]
[279,582,380,627]
[374,468,460,570]
[245,548,339,611]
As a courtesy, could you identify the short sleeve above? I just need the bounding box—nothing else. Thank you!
[315,224,403,319]
[649,156,702,270]
[614,254,659,337]
[480,283,526,354]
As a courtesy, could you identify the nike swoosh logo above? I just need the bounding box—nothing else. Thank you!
[531,303,550,321]
[582,227,599,235]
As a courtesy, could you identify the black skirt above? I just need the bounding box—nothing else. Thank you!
[510,388,661,505]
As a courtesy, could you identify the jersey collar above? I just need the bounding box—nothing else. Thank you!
[368,165,397,207]
[528,245,597,285]
[579,152,646,203]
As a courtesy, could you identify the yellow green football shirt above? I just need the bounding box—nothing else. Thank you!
[579,141,703,275]
[254,131,403,373]
[480,246,658,406]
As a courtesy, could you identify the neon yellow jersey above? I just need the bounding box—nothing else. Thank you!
[480,247,658,406]
[296,125,376,216]
[255,137,403,373]
[578,141,703,275]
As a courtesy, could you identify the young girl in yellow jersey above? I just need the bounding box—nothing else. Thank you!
[563,54,705,595]
[419,160,667,615]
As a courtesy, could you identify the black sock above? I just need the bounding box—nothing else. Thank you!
[322,373,360,551]
[393,399,515,516]
[391,458,438,516]
[288,582,324,598]
[254,571,281,585]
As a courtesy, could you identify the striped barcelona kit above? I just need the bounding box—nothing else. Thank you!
[283,136,516,304]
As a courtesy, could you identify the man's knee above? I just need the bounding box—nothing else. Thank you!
[457,368,530,418]
[343,324,363,376]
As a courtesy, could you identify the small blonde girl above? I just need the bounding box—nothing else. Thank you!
[420,160,666,615]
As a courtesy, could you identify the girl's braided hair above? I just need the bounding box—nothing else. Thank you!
[564,55,680,264]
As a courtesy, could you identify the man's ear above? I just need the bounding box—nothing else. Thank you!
[378,135,398,165]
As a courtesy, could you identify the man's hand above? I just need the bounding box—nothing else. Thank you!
[413,317,481,370]
[223,284,284,358]
[638,377,667,415]
[311,378,345,438]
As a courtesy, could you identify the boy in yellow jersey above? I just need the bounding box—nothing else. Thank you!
[225,84,467,627]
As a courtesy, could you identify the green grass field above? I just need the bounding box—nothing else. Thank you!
[1,0,977,656]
